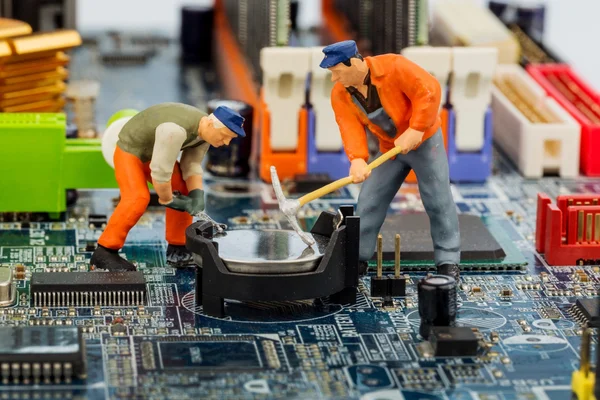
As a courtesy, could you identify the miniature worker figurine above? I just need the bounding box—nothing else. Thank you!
[91,103,245,271]
[320,40,461,278]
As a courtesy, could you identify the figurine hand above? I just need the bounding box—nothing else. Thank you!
[163,194,192,213]
[187,189,205,214]
[394,128,424,154]
[349,159,371,183]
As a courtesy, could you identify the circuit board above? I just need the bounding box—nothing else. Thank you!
[0,36,597,400]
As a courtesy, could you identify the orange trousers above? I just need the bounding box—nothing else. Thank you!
[98,146,192,250]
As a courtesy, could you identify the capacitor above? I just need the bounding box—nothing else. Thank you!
[418,274,457,340]
[515,4,546,42]
[488,0,546,42]
[206,99,253,178]
[180,6,214,64]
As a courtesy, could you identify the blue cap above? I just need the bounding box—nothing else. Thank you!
[319,40,359,68]
[213,105,245,137]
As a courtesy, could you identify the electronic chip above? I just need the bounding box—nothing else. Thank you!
[375,214,506,262]
[88,214,108,229]
[0,326,86,384]
[571,299,600,328]
[158,342,261,370]
[30,271,147,307]
[429,327,480,357]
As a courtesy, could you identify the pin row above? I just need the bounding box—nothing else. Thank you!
[33,291,145,307]
[0,362,74,385]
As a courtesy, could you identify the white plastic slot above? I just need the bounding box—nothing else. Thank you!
[260,47,312,151]
[491,64,580,178]
[451,47,498,152]
[401,46,452,108]
[431,0,520,64]
[310,46,342,152]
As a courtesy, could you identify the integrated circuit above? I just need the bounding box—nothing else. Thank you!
[375,214,507,262]
[30,271,147,307]
[571,299,600,328]
[429,327,480,357]
[0,326,86,384]
[158,341,262,370]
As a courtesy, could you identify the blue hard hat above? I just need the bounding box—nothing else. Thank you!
[213,105,245,137]
[319,40,359,68]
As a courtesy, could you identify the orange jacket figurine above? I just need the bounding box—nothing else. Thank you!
[320,40,461,279]
[91,103,245,271]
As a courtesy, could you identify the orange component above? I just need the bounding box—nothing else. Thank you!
[213,0,263,174]
[212,5,258,108]
[321,0,351,43]
[0,52,69,78]
[259,94,308,182]
[0,96,65,112]
[98,147,192,250]
[0,18,32,39]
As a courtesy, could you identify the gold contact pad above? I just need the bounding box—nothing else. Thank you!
[0,96,65,112]
[0,53,69,78]
[494,76,556,123]
[0,83,65,107]
[8,30,81,55]
[0,67,68,86]
[0,81,66,99]
[0,18,32,39]
[0,77,64,94]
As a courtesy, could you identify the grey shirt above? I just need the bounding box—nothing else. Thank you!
[117,103,209,182]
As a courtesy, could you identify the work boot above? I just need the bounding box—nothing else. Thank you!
[90,245,136,271]
[437,263,460,282]
[166,244,195,267]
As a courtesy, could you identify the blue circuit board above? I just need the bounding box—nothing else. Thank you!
[0,35,597,400]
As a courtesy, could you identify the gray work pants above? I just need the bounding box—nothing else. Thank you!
[356,129,461,266]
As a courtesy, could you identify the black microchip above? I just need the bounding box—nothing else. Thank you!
[0,326,86,384]
[88,214,107,229]
[573,299,600,328]
[158,342,261,370]
[429,327,479,357]
[374,214,506,261]
[31,271,146,307]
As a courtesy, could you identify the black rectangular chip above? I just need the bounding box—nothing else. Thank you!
[31,271,146,307]
[0,326,86,384]
[573,299,600,328]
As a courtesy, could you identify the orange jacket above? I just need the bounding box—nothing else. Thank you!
[331,54,442,162]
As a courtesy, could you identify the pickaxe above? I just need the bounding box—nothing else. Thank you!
[271,145,404,246]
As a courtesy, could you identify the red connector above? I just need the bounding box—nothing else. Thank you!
[536,193,600,265]
[527,64,600,176]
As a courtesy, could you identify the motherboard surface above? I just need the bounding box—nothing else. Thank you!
[0,37,597,400]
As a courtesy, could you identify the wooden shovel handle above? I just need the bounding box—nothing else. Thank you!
[297,146,403,206]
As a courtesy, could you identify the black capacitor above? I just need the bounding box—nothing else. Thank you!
[488,1,510,20]
[488,1,546,42]
[180,6,214,64]
[516,5,546,42]
[206,99,253,178]
[418,275,457,340]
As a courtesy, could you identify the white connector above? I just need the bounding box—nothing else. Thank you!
[260,47,312,151]
[401,46,452,108]
[431,0,519,64]
[310,46,342,152]
[491,64,580,178]
[451,47,498,152]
